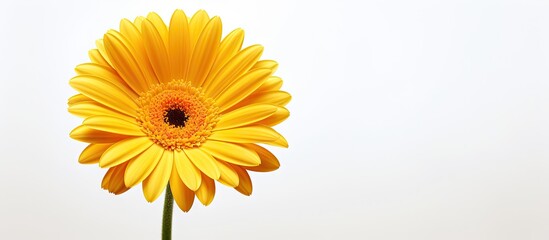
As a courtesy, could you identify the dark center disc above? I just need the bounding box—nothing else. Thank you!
[164,108,188,127]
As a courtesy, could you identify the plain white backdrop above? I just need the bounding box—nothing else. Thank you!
[1,0,549,239]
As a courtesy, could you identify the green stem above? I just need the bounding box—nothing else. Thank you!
[162,184,174,240]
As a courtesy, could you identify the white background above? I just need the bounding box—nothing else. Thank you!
[1,0,549,239]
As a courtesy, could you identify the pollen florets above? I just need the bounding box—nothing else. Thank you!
[136,80,219,150]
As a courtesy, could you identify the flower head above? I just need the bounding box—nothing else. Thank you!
[69,9,290,212]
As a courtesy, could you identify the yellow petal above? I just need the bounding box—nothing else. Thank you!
[168,9,191,81]
[255,76,283,93]
[142,18,171,83]
[68,94,92,105]
[213,28,245,69]
[83,115,144,136]
[118,19,146,58]
[118,20,159,87]
[255,106,290,127]
[252,91,292,106]
[169,166,195,212]
[101,167,115,189]
[210,126,288,148]
[188,17,222,87]
[203,45,264,97]
[189,10,210,49]
[75,63,137,99]
[110,163,131,194]
[225,91,291,113]
[251,60,278,72]
[95,39,112,66]
[242,144,280,172]
[143,150,173,202]
[204,28,245,84]
[79,143,113,164]
[102,162,130,195]
[88,49,110,66]
[200,140,260,166]
[103,32,149,93]
[124,144,164,187]
[133,16,145,31]
[183,148,220,180]
[196,173,215,206]
[69,75,138,117]
[99,137,153,168]
[216,104,277,130]
[215,160,239,187]
[271,135,289,148]
[70,125,129,143]
[68,101,135,122]
[174,150,202,191]
[119,19,143,44]
[146,12,168,46]
[233,166,253,195]
[216,69,272,112]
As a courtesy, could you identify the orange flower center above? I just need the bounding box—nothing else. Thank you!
[136,80,219,150]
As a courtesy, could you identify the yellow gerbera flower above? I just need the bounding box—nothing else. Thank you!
[68,9,290,212]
